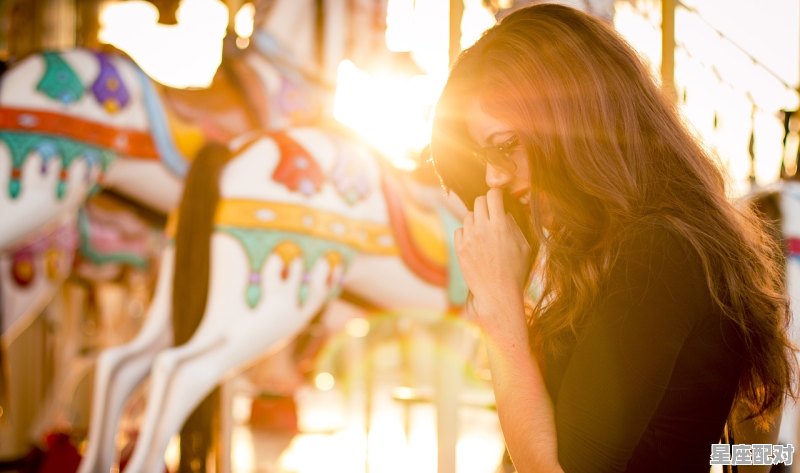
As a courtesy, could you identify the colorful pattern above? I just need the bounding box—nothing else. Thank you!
[270,132,325,196]
[0,131,114,199]
[380,170,449,288]
[36,52,84,104]
[277,76,322,125]
[8,223,78,288]
[218,227,354,308]
[91,53,130,113]
[0,107,160,158]
[211,196,397,308]
[76,207,150,269]
[329,142,373,205]
[213,198,397,255]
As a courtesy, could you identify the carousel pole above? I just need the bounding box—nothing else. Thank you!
[661,0,676,102]
[448,0,463,67]
[435,5,465,471]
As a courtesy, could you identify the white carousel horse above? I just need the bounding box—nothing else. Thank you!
[0,48,188,251]
[73,0,467,471]
[1,0,465,470]
[0,46,190,460]
[80,127,466,473]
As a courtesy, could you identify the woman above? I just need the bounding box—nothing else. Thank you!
[430,4,797,472]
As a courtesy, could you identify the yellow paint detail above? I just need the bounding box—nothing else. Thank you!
[324,251,343,267]
[274,241,302,265]
[163,103,206,161]
[45,248,61,279]
[214,199,398,256]
[104,99,119,113]
[403,201,448,267]
[15,261,33,280]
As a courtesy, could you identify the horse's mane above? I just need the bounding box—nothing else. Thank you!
[171,141,231,470]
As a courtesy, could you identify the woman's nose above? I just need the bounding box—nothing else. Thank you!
[485,163,512,189]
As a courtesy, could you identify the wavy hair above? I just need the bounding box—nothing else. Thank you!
[430,4,796,426]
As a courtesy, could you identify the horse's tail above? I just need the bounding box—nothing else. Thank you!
[171,141,231,472]
[172,141,230,345]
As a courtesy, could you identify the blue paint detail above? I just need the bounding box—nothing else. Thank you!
[36,141,58,158]
[438,206,468,307]
[134,66,188,178]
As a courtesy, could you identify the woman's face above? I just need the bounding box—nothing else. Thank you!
[466,99,532,206]
[466,99,554,230]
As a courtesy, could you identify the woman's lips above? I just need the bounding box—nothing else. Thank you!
[511,189,531,205]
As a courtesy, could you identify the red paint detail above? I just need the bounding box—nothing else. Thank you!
[269,131,324,196]
[0,106,159,159]
[380,169,447,287]
[787,237,800,256]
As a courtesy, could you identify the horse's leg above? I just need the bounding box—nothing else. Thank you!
[77,246,174,473]
[125,236,334,472]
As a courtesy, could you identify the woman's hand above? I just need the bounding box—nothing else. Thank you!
[454,188,532,340]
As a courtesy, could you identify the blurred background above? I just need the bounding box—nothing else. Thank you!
[0,1,797,472]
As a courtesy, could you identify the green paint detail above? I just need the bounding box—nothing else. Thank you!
[9,179,20,199]
[58,139,91,169]
[0,132,118,199]
[0,132,45,169]
[246,284,262,309]
[217,226,357,308]
[56,180,66,200]
[37,52,84,104]
[77,207,148,268]
[438,206,469,307]
[298,283,309,305]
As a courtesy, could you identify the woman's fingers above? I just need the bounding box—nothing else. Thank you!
[486,188,505,219]
[473,195,489,222]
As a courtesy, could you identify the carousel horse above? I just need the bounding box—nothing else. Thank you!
[0,45,194,461]
[79,126,467,473]
[2,0,465,470]
[73,0,465,471]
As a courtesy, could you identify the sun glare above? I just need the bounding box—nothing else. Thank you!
[333,0,495,170]
[333,60,443,171]
[98,0,228,88]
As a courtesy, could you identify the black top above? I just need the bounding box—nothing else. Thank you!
[540,223,745,473]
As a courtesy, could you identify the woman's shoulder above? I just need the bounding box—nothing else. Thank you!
[613,217,699,268]
[608,217,710,305]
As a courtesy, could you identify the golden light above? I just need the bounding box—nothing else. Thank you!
[385,0,415,52]
[460,0,496,51]
[334,0,496,170]
[98,0,228,88]
[231,428,256,472]
[344,316,370,338]
[314,371,336,391]
[234,2,255,49]
[614,0,799,196]
[333,60,442,171]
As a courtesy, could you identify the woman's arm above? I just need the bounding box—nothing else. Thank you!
[455,189,564,472]
[479,299,564,473]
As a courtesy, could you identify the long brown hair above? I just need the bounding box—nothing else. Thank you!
[430,4,796,426]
